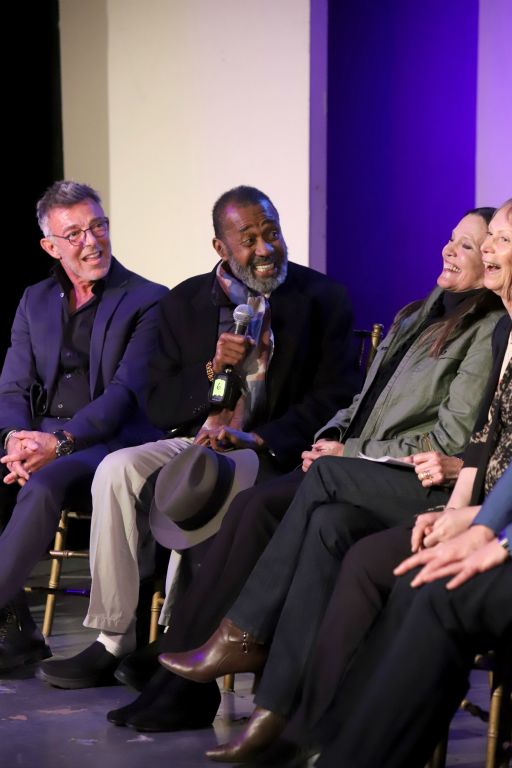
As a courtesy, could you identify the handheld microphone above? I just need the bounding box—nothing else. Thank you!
[208,304,254,409]
[232,304,254,336]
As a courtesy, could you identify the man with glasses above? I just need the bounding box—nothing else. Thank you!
[36,185,357,704]
[0,180,168,672]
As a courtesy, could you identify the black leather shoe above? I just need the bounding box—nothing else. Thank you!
[114,639,161,691]
[107,698,143,727]
[0,594,52,673]
[107,668,221,732]
[37,641,120,689]
[107,666,173,726]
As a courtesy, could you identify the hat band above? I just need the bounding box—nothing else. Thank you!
[176,452,234,531]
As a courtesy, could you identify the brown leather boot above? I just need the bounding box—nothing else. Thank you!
[158,618,267,682]
[205,706,286,762]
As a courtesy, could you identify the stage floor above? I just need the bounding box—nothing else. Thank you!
[0,558,492,768]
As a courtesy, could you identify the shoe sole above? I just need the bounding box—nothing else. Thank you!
[106,712,129,727]
[126,717,214,733]
[36,667,118,690]
[0,645,52,673]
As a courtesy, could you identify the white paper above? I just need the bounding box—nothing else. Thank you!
[357,452,414,468]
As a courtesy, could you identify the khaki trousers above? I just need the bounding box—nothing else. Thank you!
[84,436,193,633]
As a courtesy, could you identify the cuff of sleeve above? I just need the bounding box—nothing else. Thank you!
[2,429,19,450]
[498,529,511,559]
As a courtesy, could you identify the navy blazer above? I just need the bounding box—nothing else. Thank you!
[146,261,359,470]
[0,258,168,452]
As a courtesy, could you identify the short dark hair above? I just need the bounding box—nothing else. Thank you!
[37,180,102,236]
[212,185,277,238]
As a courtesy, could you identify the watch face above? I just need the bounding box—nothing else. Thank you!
[56,439,74,457]
[54,431,74,457]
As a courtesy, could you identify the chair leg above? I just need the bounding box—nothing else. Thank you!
[42,510,68,637]
[487,652,512,768]
[486,679,504,768]
[149,590,163,643]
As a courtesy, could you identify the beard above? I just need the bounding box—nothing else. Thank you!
[227,250,288,294]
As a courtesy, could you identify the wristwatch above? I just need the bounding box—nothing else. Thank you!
[53,430,75,458]
[498,530,511,559]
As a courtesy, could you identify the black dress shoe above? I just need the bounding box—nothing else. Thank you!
[0,594,52,672]
[107,668,221,732]
[114,639,161,691]
[107,667,171,726]
[37,641,120,689]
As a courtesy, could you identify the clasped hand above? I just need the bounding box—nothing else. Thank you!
[301,439,344,472]
[1,430,58,485]
[194,425,264,452]
[395,522,505,589]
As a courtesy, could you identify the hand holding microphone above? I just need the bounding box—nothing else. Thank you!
[211,304,254,374]
[209,304,254,409]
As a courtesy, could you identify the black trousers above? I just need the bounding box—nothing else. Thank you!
[0,444,108,607]
[226,456,449,715]
[159,467,305,652]
[288,525,412,740]
[316,559,512,768]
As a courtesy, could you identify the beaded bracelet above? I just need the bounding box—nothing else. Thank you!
[206,360,215,382]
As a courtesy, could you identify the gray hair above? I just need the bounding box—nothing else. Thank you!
[36,180,102,236]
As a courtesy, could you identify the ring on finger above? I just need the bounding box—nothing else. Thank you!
[425,471,433,481]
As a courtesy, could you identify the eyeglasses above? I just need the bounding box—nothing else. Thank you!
[51,217,109,247]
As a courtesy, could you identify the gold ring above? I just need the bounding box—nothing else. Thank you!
[425,471,433,481]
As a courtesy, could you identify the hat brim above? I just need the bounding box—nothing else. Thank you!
[149,448,260,550]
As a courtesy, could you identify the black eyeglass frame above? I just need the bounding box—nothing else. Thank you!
[50,217,110,246]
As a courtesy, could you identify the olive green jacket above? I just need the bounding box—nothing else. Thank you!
[317,287,504,458]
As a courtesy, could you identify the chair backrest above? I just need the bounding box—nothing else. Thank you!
[353,323,384,376]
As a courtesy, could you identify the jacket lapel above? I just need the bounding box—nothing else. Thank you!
[89,259,129,397]
[45,287,66,393]
[266,274,303,415]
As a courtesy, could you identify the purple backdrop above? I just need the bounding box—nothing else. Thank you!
[324,0,479,332]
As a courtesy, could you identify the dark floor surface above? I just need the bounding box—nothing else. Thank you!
[0,559,500,767]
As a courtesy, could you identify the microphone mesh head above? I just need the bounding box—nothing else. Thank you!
[233,304,254,326]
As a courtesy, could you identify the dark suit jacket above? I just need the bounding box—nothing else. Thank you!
[146,261,358,471]
[0,257,169,452]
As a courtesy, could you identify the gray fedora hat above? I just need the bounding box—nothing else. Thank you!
[150,444,259,550]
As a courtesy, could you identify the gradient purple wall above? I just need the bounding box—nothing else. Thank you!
[325,0,479,331]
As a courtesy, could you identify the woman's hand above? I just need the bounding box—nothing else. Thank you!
[422,505,480,548]
[410,505,480,552]
[395,525,497,587]
[301,439,344,472]
[411,511,444,552]
[408,451,463,488]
